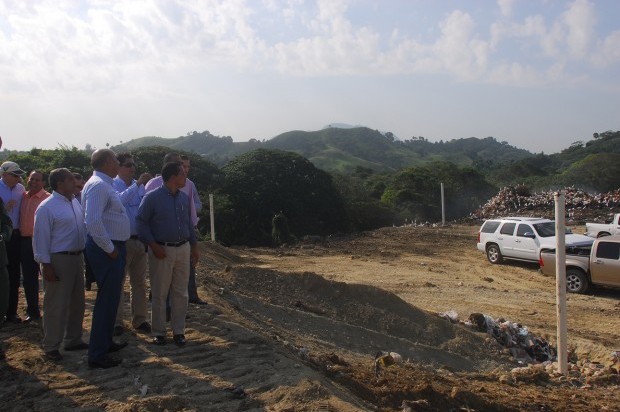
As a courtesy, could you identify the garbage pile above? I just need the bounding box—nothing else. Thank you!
[507,351,620,388]
[466,313,556,363]
[438,311,620,387]
[438,311,556,363]
[468,186,620,222]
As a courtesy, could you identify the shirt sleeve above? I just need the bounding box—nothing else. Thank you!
[136,192,155,244]
[114,179,141,206]
[83,182,114,253]
[191,181,202,211]
[33,205,52,264]
[188,195,197,245]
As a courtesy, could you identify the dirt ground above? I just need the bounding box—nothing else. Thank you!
[1,225,619,411]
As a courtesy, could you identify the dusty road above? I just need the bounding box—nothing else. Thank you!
[1,225,619,411]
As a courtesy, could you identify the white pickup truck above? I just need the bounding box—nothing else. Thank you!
[539,235,620,293]
[586,213,620,238]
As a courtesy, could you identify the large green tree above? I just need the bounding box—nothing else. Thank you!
[382,161,496,222]
[220,149,347,246]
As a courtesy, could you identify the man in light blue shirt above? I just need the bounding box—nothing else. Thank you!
[112,152,152,335]
[0,161,26,323]
[34,168,88,361]
[82,149,130,369]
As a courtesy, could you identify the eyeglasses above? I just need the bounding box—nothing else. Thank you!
[122,163,136,168]
[8,173,20,177]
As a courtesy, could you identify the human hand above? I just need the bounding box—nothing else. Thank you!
[151,243,166,259]
[137,173,153,186]
[42,264,58,282]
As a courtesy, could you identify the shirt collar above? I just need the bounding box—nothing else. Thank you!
[93,170,114,184]
[52,190,74,203]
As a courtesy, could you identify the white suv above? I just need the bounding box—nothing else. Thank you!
[476,217,593,264]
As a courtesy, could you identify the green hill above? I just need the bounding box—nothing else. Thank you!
[114,127,533,173]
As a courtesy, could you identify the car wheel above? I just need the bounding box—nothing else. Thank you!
[597,232,611,238]
[486,244,503,264]
[566,268,589,294]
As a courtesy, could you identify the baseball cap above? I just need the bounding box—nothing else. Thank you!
[0,161,25,176]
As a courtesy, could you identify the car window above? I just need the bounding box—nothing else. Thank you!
[532,222,555,237]
[481,221,500,233]
[596,242,620,260]
[500,222,516,235]
[516,224,535,237]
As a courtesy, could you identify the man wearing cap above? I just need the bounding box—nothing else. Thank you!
[112,152,152,336]
[34,168,88,362]
[0,161,26,323]
[137,161,199,346]
[82,149,130,369]
[19,170,50,322]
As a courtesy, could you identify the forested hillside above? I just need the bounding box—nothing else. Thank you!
[2,129,618,246]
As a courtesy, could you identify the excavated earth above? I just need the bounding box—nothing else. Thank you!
[1,225,619,411]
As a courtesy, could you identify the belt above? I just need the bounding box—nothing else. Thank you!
[156,240,188,247]
[54,251,83,256]
[112,240,126,245]
[129,235,139,240]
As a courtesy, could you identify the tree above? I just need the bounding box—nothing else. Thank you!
[220,149,347,246]
[381,161,496,222]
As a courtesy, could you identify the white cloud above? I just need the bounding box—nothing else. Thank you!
[562,0,596,59]
[0,0,618,97]
[497,0,515,18]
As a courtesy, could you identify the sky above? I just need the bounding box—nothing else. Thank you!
[1,0,619,154]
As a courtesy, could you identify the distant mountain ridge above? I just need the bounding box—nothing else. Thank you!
[114,126,533,173]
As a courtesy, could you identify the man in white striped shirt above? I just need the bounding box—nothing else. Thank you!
[34,168,88,362]
[82,149,130,369]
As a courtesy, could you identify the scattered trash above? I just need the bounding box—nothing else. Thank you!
[374,351,403,377]
[298,346,309,359]
[438,310,459,323]
[139,384,148,396]
[225,386,246,399]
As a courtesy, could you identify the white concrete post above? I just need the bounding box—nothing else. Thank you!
[554,190,568,375]
[209,193,215,242]
[440,182,445,226]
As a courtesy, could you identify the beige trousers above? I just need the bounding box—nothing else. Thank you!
[42,254,85,352]
[149,242,190,336]
[115,238,149,328]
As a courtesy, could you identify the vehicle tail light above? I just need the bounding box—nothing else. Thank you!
[539,253,544,267]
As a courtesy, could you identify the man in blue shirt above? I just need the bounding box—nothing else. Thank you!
[137,162,199,347]
[34,168,88,362]
[0,161,26,323]
[112,153,152,336]
[82,149,130,368]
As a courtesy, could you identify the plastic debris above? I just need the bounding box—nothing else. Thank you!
[438,310,459,323]
[374,351,403,377]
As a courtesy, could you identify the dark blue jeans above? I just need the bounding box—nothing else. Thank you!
[85,236,126,362]
[20,237,41,318]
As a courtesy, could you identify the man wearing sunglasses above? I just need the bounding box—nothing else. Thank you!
[0,161,26,323]
[112,153,152,336]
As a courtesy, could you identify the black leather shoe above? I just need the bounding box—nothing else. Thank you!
[152,336,166,345]
[45,350,63,361]
[134,322,151,333]
[24,314,42,323]
[113,325,124,336]
[189,298,207,305]
[107,341,128,353]
[64,342,89,351]
[173,334,186,347]
[88,357,121,369]
[6,315,22,324]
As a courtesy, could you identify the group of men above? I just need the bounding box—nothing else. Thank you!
[0,149,203,369]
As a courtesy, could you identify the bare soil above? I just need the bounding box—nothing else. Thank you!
[1,225,619,411]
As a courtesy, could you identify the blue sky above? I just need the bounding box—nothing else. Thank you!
[1,0,619,154]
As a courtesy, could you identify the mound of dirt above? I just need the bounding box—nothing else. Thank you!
[214,267,509,373]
